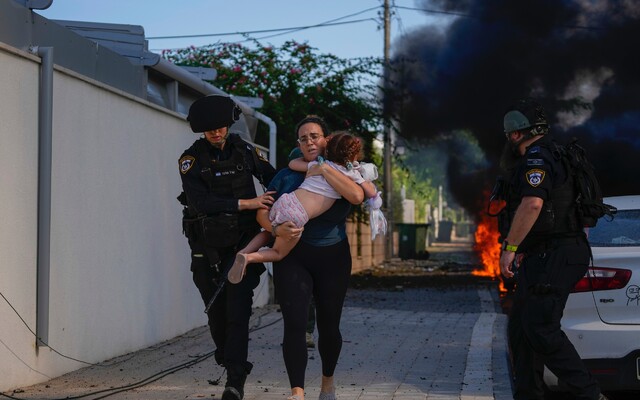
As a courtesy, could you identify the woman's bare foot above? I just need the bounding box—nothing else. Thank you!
[227,253,248,284]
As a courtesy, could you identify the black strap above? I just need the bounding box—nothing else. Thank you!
[227,134,268,191]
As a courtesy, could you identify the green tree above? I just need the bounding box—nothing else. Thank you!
[163,40,383,167]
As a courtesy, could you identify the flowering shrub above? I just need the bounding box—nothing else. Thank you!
[163,39,383,167]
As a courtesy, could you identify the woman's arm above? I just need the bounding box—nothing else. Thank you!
[257,204,304,240]
[308,163,364,204]
[360,181,378,199]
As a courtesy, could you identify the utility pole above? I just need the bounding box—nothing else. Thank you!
[383,0,394,259]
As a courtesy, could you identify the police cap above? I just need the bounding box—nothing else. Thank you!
[187,95,241,133]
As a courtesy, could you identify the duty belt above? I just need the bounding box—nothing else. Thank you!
[525,235,585,254]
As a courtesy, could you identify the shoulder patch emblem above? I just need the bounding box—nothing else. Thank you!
[179,156,195,174]
[527,158,544,166]
[526,168,545,187]
[255,148,269,162]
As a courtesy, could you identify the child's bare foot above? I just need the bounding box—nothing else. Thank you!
[227,253,248,284]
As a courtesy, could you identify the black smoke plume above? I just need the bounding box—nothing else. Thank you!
[388,0,640,215]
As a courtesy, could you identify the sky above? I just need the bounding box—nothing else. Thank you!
[36,0,640,207]
[37,0,447,60]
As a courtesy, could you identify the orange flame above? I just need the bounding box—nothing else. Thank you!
[472,196,507,292]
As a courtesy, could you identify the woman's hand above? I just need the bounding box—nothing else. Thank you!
[273,221,304,241]
[306,163,323,177]
[239,191,276,210]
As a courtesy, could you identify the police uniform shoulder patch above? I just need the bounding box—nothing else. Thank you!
[255,148,268,162]
[179,155,195,174]
[525,168,545,187]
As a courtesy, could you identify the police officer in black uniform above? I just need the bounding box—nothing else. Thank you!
[498,98,608,400]
[178,95,276,400]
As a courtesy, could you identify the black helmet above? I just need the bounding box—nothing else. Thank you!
[503,98,548,135]
[187,95,241,133]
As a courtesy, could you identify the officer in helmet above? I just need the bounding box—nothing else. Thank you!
[498,98,607,400]
[178,94,276,400]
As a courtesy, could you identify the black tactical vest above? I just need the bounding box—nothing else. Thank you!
[193,135,260,230]
[501,142,581,250]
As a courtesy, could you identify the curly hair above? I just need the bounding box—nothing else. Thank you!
[325,131,362,167]
[295,115,331,137]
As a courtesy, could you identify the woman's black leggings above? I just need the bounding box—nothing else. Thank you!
[273,239,352,389]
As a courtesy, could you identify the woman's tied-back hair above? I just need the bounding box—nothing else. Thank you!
[295,115,331,137]
[325,131,362,167]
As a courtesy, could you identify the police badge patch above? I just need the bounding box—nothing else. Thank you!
[179,156,195,174]
[526,168,545,187]
[255,148,268,162]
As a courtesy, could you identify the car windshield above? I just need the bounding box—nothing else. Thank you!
[587,209,640,247]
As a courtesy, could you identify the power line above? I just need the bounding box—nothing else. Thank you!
[252,5,380,42]
[147,17,377,41]
[394,5,474,19]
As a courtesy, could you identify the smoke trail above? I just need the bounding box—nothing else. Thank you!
[389,0,640,211]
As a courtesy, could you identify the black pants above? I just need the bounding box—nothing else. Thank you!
[273,239,352,389]
[508,238,601,400]
[189,232,264,369]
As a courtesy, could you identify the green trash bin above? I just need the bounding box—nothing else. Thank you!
[396,223,430,260]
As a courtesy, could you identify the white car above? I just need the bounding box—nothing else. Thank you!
[545,195,640,393]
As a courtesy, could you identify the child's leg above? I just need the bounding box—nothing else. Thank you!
[227,236,299,284]
[238,230,272,254]
[227,231,272,285]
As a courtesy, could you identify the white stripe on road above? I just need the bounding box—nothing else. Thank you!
[460,289,498,400]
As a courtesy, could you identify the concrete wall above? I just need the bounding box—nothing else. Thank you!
[0,40,381,392]
[0,43,205,391]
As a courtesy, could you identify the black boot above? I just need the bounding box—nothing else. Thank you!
[221,362,252,400]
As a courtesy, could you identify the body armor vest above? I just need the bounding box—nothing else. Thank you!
[499,143,581,250]
[193,135,259,230]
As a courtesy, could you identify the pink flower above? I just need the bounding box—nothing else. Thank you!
[232,66,242,72]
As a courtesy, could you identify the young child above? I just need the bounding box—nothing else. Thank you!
[227,131,381,284]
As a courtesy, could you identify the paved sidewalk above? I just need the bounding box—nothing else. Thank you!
[6,284,512,400]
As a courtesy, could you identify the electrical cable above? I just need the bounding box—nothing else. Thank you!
[0,288,283,400]
[147,18,375,41]
[250,6,380,42]
[0,290,134,368]
[148,6,384,52]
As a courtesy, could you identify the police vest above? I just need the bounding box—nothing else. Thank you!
[502,144,582,249]
[193,134,260,231]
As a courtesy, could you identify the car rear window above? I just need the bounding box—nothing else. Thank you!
[587,209,640,247]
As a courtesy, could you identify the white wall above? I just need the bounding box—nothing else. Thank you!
[0,43,209,391]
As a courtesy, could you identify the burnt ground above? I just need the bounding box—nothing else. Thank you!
[349,239,502,290]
